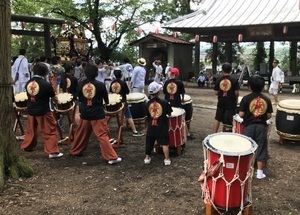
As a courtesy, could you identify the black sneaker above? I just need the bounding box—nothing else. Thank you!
[132,131,144,137]
[187,135,196,140]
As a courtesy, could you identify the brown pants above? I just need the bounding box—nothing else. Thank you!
[21,112,60,154]
[70,118,118,161]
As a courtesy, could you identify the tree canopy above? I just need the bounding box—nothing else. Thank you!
[11,0,202,61]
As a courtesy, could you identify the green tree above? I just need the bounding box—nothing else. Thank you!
[252,42,267,71]
[205,42,244,66]
[12,0,203,61]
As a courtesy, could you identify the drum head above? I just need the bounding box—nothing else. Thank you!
[14,92,28,102]
[127,93,146,103]
[170,107,185,117]
[182,94,192,104]
[278,99,300,110]
[203,133,257,156]
[107,93,122,106]
[56,93,73,104]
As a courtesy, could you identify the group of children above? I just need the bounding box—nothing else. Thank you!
[20,58,274,176]
[20,57,188,166]
[213,62,273,179]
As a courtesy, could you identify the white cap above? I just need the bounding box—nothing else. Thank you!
[148,82,162,95]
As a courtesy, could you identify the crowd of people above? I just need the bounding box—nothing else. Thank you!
[11,48,281,175]
[11,49,196,166]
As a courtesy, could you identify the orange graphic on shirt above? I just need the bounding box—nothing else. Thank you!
[111,82,121,94]
[26,80,40,102]
[148,101,162,126]
[167,82,177,100]
[82,82,96,106]
[249,97,267,119]
[220,78,231,97]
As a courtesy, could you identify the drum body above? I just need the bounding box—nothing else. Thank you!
[54,93,74,112]
[168,107,186,147]
[127,93,147,119]
[276,99,300,140]
[232,114,243,134]
[203,133,257,209]
[181,94,193,123]
[105,93,122,114]
[14,92,28,110]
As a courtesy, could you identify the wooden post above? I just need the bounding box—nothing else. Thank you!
[205,203,253,215]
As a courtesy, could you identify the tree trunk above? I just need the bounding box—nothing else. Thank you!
[0,0,33,191]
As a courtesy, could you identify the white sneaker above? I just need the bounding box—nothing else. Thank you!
[164,159,171,166]
[108,157,122,165]
[144,158,151,164]
[49,152,63,159]
[257,173,266,179]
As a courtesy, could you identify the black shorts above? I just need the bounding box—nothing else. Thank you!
[146,136,169,146]
[215,107,237,125]
[242,124,269,162]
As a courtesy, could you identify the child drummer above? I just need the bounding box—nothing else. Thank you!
[70,63,122,165]
[238,75,273,179]
[144,81,173,165]
[21,63,63,159]
[109,68,144,137]
[163,67,194,140]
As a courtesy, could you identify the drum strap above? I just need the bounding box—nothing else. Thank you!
[199,153,255,215]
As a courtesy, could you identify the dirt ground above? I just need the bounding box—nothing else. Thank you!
[1,86,300,215]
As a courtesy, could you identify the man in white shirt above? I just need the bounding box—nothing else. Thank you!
[130,58,147,93]
[119,58,133,84]
[152,60,163,83]
[268,59,282,104]
[165,63,171,80]
[12,49,30,94]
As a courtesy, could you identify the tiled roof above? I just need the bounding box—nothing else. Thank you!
[130,32,193,46]
[164,0,300,29]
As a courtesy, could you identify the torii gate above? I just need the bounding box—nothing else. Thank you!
[11,14,65,57]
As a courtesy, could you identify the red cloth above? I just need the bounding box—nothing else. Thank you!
[21,112,60,154]
[70,118,119,161]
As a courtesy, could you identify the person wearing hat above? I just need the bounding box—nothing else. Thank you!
[163,67,185,108]
[109,68,144,137]
[130,58,147,93]
[144,81,172,165]
[268,59,282,105]
[163,67,195,140]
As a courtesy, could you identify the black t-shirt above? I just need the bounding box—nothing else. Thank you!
[78,78,108,120]
[109,79,129,103]
[239,92,273,126]
[60,73,78,101]
[146,97,173,137]
[214,75,240,108]
[26,76,55,116]
[163,78,185,108]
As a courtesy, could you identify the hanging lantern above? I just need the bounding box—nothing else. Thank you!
[62,24,67,30]
[154,28,159,35]
[112,23,116,30]
[213,35,218,43]
[21,22,25,30]
[238,34,243,42]
[173,32,177,38]
[195,34,200,42]
[137,27,142,36]
[283,26,288,34]
[88,23,93,30]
